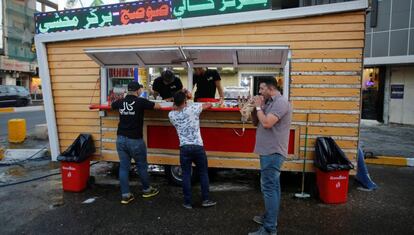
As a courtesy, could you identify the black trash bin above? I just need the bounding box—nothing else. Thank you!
[57,134,95,163]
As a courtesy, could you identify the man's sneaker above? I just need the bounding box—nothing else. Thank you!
[121,194,135,204]
[182,203,193,209]
[201,200,217,207]
[142,186,159,198]
[248,226,276,235]
[253,215,264,225]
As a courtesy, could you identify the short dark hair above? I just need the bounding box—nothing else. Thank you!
[258,77,278,90]
[173,91,187,106]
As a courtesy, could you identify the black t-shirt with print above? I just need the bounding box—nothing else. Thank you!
[111,95,155,139]
[152,76,183,99]
[193,69,221,100]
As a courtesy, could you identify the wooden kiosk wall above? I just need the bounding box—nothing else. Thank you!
[47,11,365,171]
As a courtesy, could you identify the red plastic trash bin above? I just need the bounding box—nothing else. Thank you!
[61,160,90,192]
[316,168,349,204]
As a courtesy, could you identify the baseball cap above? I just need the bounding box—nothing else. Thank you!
[161,70,175,83]
[127,81,141,91]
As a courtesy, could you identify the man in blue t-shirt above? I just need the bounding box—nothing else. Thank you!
[168,91,216,209]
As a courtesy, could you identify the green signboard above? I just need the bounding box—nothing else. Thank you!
[34,0,271,34]
[172,0,270,18]
[35,0,172,34]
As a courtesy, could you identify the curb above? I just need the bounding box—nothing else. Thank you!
[0,106,44,113]
[365,156,414,167]
[0,108,14,113]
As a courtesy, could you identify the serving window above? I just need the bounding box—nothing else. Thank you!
[84,46,291,104]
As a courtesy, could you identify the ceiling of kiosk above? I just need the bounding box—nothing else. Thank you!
[84,46,288,68]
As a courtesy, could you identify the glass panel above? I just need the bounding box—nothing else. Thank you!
[374,0,391,32]
[390,30,408,56]
[365,33,372,57]
[372,32,389,57]
[409,29,414,55]
[391,0,410,29]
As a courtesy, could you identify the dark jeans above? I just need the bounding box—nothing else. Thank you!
[180,145,210,205]
[116,135,150,196]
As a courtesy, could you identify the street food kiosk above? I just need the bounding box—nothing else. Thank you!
[35,0,367,176]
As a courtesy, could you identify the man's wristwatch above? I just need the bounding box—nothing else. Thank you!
[256,107,262,111]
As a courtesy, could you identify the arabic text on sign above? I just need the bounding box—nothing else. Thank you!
[173,0,268,17]
[120,4,170,25]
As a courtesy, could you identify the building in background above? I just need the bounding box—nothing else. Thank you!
[0,0,57,100]
[364,0,414,125]
[274,0,413,125]
[36,0,58,12]
[0,0,37,88]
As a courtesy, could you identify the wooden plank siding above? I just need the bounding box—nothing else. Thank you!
[47,11,364,170]
[47,48,101,153]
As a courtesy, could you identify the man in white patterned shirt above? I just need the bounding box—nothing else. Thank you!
[168,90,216,209]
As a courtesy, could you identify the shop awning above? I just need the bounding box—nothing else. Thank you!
[84,46,289,68]
[182,46,288,68]
[84,47,186,67]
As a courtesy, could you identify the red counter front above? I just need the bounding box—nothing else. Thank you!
[147,126,296,155]
[100,109,300,170]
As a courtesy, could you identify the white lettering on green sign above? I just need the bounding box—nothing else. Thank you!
[39,16,80,33]
[173,0,268,17]
[38,9,114,33]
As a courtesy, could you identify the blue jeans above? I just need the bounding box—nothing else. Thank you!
[116,135,150,196]
[180,145,210,205]
[260,153,285,233]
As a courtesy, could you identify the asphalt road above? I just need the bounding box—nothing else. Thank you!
[0,110,46,137]
[1,162,414,235]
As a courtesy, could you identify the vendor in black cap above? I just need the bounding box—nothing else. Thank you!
[152,69,183,101]
[111,81,161,204]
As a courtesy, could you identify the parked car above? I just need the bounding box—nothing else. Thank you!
[0,85,32,107]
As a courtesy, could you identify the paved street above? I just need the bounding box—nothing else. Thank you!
[1,161,413,235]
[0,110,46,137]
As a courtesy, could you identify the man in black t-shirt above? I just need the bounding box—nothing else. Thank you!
[193,68,224,102]
[111,81,161,204]
[152,70,183,101]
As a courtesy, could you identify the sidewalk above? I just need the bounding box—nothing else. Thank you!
[360,120,414,166]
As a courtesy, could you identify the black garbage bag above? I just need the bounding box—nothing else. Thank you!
[57,134,95,163]
[314,137,354,172]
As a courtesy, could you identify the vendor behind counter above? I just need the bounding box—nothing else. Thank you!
[193,68,224,102]
[152,70,183,101]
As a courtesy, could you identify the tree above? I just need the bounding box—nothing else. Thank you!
[65,0,84,8]
[90,0,105,7]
